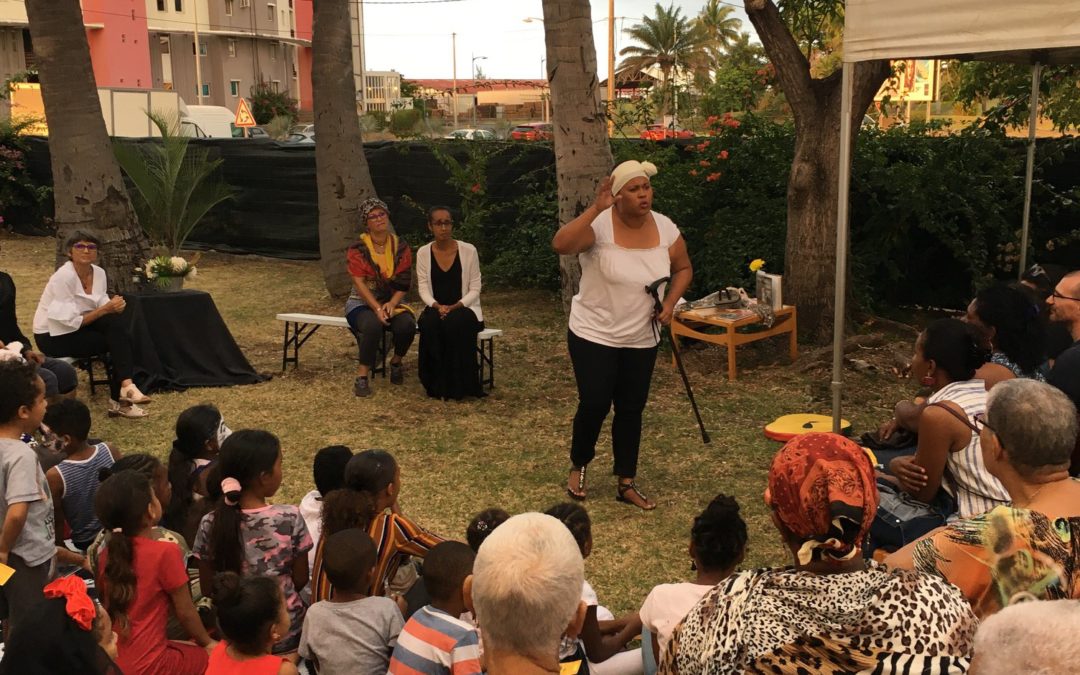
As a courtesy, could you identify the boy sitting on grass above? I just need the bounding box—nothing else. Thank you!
[389,541,481,675]
[299,528,405,674]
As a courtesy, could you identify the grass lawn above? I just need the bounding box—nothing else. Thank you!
[4,233,913,615]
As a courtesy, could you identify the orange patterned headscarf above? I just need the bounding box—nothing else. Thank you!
[765,433,878,565]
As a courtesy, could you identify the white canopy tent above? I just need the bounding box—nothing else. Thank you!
[831,0,1080,430]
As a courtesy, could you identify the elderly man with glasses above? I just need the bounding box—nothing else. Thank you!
[1046,271,1080,411]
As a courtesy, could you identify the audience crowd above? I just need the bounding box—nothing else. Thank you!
[0,265,1077,675]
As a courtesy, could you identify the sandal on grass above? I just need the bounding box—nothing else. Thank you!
[616,480,656,511]
[567,465,587,501]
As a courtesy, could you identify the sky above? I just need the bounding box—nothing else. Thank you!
[361,0,753,81]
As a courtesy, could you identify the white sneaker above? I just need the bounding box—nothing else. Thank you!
[119,384,152,405]
[108,400,149,419]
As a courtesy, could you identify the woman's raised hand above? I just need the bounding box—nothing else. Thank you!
[107,296,126,314]
[593,176,616,212]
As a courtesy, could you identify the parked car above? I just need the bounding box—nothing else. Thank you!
[245,126,270,139]
[285,131,315,144]
[290,124,315,135]
[182,104,240,138]
[640,124,694,141]
[510,122,553,141]
[444,128,496,140]
[180,119,208,138]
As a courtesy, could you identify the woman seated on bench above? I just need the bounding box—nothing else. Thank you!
[32,230,150,419]
[345,198,416,398]
[416,206,484,400]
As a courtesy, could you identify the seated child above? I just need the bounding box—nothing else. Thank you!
[300,528,405,675]
[43,398,119,551]
[206,572,299,675]
[639,493,746,667]
[390,541,482,675]
[0,360,56,633]
[0,576,119,674]
[96,469,215,675]
[465,508,510,553]
[300,445,353,569]
[163,404,230,546]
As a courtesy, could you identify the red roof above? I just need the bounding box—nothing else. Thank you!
[408,79,547,94]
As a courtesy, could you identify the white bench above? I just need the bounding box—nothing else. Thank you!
[275,313,503,388]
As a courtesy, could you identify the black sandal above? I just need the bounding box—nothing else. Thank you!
[616,480,656,511]
[567,465,587,501]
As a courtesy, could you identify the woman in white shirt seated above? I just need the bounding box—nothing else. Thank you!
[33,231,150,418]
[416,206,484,400]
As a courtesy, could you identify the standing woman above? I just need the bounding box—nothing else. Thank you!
[345,198,416,398]
[33,231,150,418]
[415,206,484,400]
[553,161,692,510]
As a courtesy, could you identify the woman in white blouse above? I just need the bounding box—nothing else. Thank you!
[33,231,150,418]
[415,206,484,399]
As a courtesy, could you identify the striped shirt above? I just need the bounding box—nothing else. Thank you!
[311,512,443,601]
[56,442,114,547]
[389,606,482,675]
[929,380,1009,517]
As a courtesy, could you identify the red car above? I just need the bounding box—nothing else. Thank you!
[640,124,694,141]
[510,122,553,141]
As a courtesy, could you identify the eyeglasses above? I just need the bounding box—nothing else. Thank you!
[973,412,994,433]
[431,220,453,227]
[1051,289,1080,302]
[72,243,98,252]
[366,211,388,221]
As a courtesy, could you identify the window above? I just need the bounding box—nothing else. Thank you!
[156,0,165,9]
[202,83,210,96]
[271,80,280,93]
[270,42,278,61]
[228,39,237,57]
[267,3,275,21]
[174,0,182,11]
[225,0,233,14]
[159,35,170,54]
[195,40,207,56]
[230,80,240,97]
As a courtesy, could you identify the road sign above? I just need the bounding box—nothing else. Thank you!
[234,98,256,127]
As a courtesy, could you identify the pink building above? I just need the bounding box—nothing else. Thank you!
[82,0,153,89]
[295,0,313,112]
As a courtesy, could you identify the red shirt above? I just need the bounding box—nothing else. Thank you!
[99,536,189,675]
[207,641,286,675]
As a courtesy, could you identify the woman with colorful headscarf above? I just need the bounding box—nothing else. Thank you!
[552,160,693,510]
[660,433,977,675]
[345,198,416,397]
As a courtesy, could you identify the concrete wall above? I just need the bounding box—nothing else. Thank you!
[83,0,152,88]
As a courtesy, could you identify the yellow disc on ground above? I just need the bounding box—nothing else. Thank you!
[764,413,851,442]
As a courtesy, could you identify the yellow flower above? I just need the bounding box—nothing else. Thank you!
[749,258,766,272]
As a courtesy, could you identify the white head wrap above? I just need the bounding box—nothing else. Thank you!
[610,160,658,196]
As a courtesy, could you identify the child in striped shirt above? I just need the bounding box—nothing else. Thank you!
[389,541,482,675]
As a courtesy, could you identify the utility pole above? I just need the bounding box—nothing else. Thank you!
[607,0,614,136]
[452,32,458,128]
[355,0,366,112]
[194,0,204,103]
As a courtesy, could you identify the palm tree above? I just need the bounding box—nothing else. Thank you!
[114,112,233,255]
[618,3,708,122]
[698,0,743,70]
[24,0,148,289]
[541,0,613,311]
[311,0,380,297]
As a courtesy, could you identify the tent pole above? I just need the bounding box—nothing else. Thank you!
[1018,63,1043,279]
[832,62,855,434]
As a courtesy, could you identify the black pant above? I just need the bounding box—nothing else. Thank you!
[418,307,483,400]
[346,306,416,369]
[568,329,658,478]
[35,313,134,400]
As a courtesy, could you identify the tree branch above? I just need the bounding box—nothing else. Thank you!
[745,0,814,113]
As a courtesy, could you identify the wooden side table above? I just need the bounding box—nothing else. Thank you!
[670,305,798,381]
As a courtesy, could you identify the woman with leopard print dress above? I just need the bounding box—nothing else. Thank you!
[660,433,977,675]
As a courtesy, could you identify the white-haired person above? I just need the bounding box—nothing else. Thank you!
[968,599,1080,674]
[464,512,588,675]
[553,160,693,510]
[887,378,1080,618]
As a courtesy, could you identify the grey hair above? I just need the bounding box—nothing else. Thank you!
[62,230,102,252]
[987,379,1078,474]
[472,512,583,660]
[970,599,1080,675]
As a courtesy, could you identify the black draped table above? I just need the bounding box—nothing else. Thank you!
[122,289,268,393]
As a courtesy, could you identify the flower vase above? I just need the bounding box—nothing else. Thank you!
[162,276,184,293]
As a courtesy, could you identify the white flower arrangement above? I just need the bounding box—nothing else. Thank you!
[142,253,201,287]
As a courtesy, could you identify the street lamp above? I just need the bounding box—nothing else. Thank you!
[471,54,487,127]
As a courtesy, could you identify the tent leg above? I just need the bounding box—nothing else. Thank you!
[832,62,855,434]
[1018,63,1043,279]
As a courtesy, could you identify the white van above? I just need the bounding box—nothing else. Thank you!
[180,104,239,138]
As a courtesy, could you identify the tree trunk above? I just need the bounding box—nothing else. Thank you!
[746,0,889,343]
[542,0,614,313]
[25,0,148,292]
[312,0,378,298]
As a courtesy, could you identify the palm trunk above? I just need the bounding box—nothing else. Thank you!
[542,0,614,312]
[312,0,378,298]
[25,0,148,291]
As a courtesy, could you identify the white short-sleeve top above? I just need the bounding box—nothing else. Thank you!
[32,261,109,336]
[568,207,680,349]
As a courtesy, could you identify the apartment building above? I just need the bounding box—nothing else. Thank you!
[0,0,313,114]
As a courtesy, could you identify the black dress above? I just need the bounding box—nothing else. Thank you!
[418,251,483,399]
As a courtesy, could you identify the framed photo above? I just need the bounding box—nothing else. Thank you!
[755,271,783,311]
